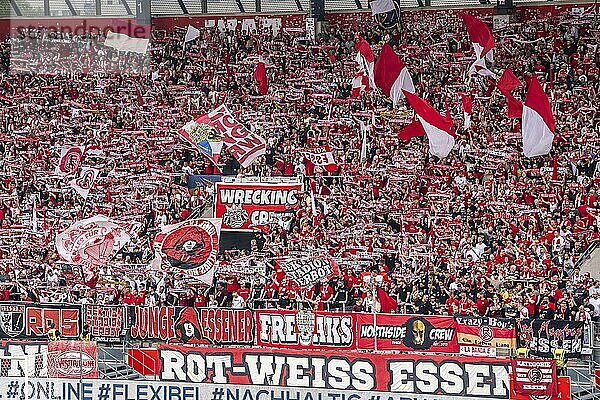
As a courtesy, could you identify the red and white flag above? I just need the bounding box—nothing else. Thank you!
[55,146,85,176]
[351,72,370,98]
[461,13,495,61]
[522,75,555,157]
[254,61,269,95]
[459,93,473,130]
[355,36,375,88]
[374,43,415,106]
[512,359,557,397]
[469,57,497,79]
[302,145,338,173]
[403,90,456,158]
[69,167,100,200]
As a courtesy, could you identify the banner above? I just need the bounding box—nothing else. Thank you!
[256,310,355,350]
[511,358,557,397]
[215,182,302,230]
[47,340,98,379]
[129,307,254,345]
[516,319,584,358]
[302,145,338,172]
[278,255,339,288]
[27,305,82,340]
[84,305,126,343]
[68,167,100,200]
[0,341,48,378]
[203,105,267,168]
[158,345,511,398]
[356,314,459,353]
[511,376,571,400]
[0,304,81,340]
[0,375,511,400]
[456,316,517,356]
[154,219,221,284]
[178,116,223,164]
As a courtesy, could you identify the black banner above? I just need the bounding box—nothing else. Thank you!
[516,319,584,358]
[84,305,126,343]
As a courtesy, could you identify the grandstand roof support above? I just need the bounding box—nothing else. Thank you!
[294,0,303,11]
[175,0,188,14]
[255,0,261,12]
[95,0,102,16]
[201,0,207,13]
[354,0,362,9]
[119,0,133,15]
[64,0,78,15]
[235,0,245,13]
[43,0,49,16]
[8,0,22,16]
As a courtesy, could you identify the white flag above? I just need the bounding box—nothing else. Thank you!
[184,25,201,43]
[69,167,100,200]
[371,0,395,15]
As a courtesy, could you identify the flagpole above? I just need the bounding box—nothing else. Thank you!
[373,283,377,352]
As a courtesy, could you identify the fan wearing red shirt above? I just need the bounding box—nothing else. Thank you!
[458,292,474,315]
[475,292,490,316]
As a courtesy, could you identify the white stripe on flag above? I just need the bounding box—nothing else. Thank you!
[417,116,455,158]
[389,67,415,106]
[522,105,554,157]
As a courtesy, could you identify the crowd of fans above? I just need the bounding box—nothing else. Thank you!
[0,6,599,324]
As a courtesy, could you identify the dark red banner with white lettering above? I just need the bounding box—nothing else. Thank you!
[256,309,355,350]
[215,182,303,230]
[48,340,99,379]
[278,255,340,288]
[129,307,254,345]
[356,314,459,353]
[158,344,511,398]
[84,305,126,343]
[512,358,557,397]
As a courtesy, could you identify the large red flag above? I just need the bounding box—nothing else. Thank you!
[377,287,398,313]
[460,13,495,60]
[374,43,415,106]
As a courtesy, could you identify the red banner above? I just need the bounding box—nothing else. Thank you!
[158,344,511,398]
[256,310,355,350]
[511,376,571,400]
[512,358,557,397]
[25,305,81,339]
[129,307,254,345]
[356,314,459,353]
[48,340,98,379]
[215,182,303,230]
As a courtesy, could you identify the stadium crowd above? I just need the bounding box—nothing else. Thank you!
[0,7,599,323]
